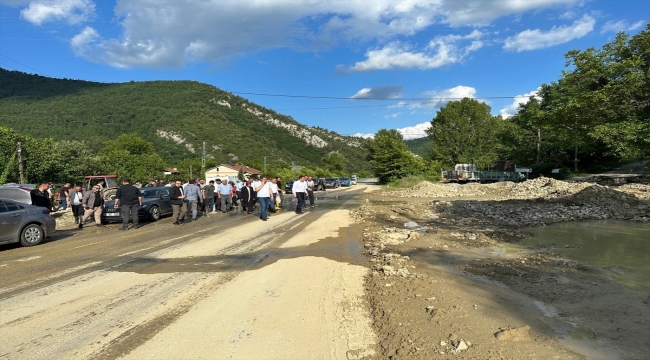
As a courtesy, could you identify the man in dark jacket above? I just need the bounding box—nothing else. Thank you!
[30,182,53,210]
[80,185,105,229]
[240,181,256,214]
[114,178,142,231]
[169,180,187,226]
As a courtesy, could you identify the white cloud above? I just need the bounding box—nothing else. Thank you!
[499,88,542,118]
[397,122,431,140]
[408,85,479,110]
[503,14,595,52]
[439,0,581,27]
[559,10,577,20]
[70,26,99,57]
[351,86,403,100]
[601,20,645,34]
[20,0,95,25]
[4,0,579,68]
[384,113,401,119]
[342,30,484,72]
[353,133,375,139]
[388,101,407,109]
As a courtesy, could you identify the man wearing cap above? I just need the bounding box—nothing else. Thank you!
[114,178,142,230]
[80,185,105,229]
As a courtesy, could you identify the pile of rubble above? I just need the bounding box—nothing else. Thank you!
[582,174,650,186]
[433,184,649,227]
[387,177,596,201]
[361,227,418,277]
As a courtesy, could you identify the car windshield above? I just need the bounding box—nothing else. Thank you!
[140,189,159,198]
[105,178,119,188]
[340,178,349,181]
[325,178,337,181]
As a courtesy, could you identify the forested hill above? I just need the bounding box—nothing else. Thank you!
[405,137,432,158]
[0,69,369,171]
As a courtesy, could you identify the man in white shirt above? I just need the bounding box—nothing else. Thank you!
[291,175,308,214]
[254,176,273,221]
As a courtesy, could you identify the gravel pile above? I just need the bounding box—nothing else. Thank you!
[433,184,649,227]
[387,178,594,200]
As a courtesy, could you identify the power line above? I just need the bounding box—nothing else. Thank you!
[231,91,513,101]
[0,53,48,76]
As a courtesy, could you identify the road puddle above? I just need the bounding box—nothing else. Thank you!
[533,300,622,360]
[522,220,650,291]
[112,230,366,275]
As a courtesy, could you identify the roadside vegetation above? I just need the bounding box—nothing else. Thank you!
[0,126,357,185]
[402,25,649,177]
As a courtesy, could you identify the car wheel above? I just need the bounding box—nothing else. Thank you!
[20,224,44,247]
[149,206,161,221]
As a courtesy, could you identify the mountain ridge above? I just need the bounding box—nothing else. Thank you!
[0,68,369,172]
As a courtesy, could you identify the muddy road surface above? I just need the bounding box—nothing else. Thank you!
[0,185,378,360]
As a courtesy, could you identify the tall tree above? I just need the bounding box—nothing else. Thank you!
[364,129,425,183]
[427,98,501,168]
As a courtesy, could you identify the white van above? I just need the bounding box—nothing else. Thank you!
[350,175,358,185]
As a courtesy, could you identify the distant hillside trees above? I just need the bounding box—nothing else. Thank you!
[100,134,168,182]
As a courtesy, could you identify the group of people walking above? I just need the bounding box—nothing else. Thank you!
[29,174,322,231]
[168,175,304,224]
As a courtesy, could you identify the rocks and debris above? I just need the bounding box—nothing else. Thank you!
[404,221,419,228]
[608,265,628,275]
[494,325,531,341]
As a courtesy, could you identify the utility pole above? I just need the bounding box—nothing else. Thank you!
[17,141,24,184]
[201,139,206,178]
[190,165,192,179]
[264,156,267,169]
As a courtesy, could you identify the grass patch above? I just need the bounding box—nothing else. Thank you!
[387,175,441,189]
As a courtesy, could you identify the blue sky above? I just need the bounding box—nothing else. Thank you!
[0,0,647,140]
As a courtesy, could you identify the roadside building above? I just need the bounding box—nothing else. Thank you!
[205,163,260,183]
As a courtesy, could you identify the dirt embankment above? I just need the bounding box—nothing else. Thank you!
[354,178,650,359]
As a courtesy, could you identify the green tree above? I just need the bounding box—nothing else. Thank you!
[50,140,102,184]
[322,152,346,175]
[100,134,167,181]
[364,129,425,183]
[427,98,501,168]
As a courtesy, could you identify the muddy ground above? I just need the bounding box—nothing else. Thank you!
[354,177,650,360]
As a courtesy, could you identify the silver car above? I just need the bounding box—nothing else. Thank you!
[0,198,56,247]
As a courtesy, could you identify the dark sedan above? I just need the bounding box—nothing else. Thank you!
[0,198,56,247]
[324,178,340,188]
[101,187,174,223]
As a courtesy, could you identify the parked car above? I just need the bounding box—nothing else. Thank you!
[339,177,352,187]
[324,178,340,188]
[0,198,56,246]
[350,175,358,185]
[0,184,36,204]
[285,179,297,194]
[101,187,174,223]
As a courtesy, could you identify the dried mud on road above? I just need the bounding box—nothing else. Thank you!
[354,177,650,360]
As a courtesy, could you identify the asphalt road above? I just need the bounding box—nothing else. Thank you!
[0,185,377,360]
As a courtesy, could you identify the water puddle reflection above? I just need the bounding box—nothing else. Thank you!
[112,233,366,275]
